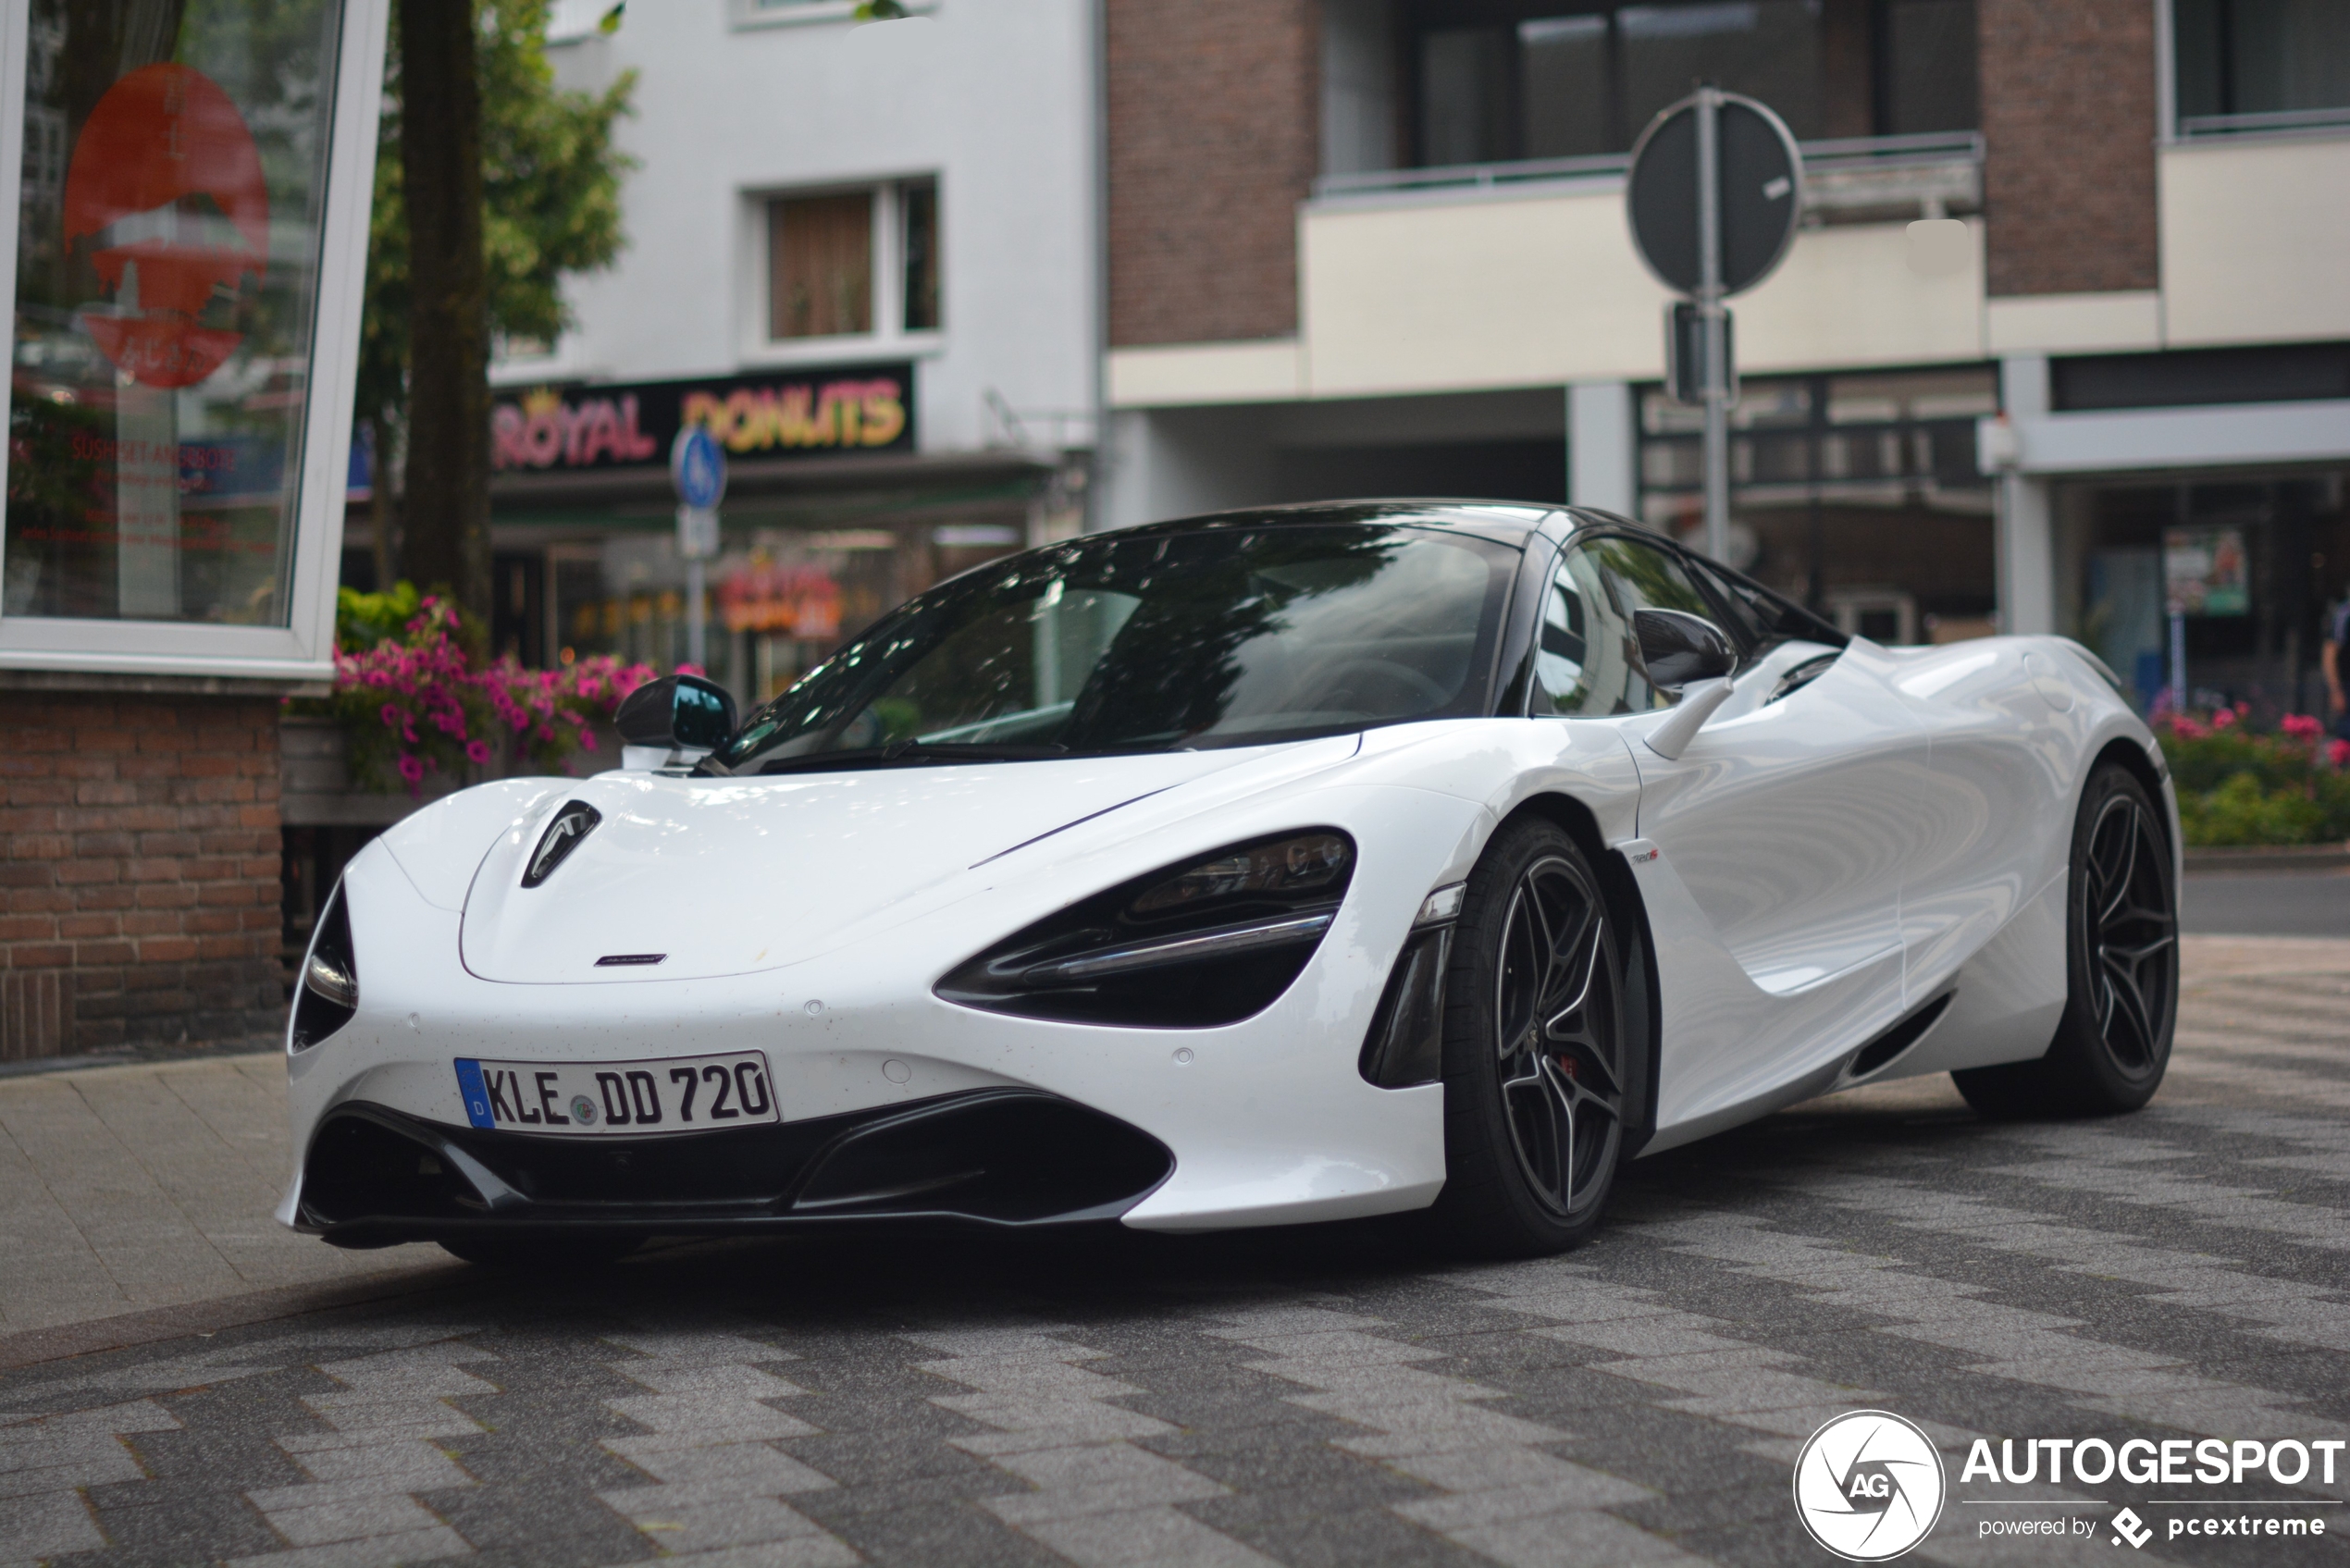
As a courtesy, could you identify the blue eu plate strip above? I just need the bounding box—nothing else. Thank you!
[454,1059,495,1130]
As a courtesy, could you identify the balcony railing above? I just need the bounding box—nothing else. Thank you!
[1311,130,1984,222]
[2177,105,2350,141]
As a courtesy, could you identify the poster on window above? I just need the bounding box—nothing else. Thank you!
[2162,526,2248,617]
[492,364,916,476]
[4,1,346,625]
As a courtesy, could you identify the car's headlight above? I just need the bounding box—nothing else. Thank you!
[291,882,358,1051]
[935,831,1354,1027]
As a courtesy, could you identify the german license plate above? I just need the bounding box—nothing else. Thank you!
[454,1052,776,1136]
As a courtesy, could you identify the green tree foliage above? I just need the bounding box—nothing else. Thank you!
[358,0,635,595]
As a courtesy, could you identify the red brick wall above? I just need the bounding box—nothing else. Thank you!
[1979,0,2159,296]
[1107,0,1318,347]
[0,692,285,1060]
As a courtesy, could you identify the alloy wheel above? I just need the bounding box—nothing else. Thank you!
[1493,854,1624,1218]
[2081,792,2176,1076]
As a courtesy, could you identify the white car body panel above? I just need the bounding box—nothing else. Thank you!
[278,524,2171,1241]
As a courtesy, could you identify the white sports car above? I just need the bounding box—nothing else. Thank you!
[282,503,2180,1260]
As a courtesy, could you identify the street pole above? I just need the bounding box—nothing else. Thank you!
[1695,85,1730,563]
[686,553,707,671]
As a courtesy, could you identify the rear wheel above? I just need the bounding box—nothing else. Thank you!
[1430,819,1632,1255]
[1953,763,2177,1117]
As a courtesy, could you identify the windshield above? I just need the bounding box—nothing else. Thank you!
[707,521,1520,773]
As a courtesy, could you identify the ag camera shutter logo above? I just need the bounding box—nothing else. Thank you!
[1794,1410,1948,1561]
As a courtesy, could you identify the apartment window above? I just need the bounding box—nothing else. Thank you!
[1398,0,1976,167]
[901,179,941,332]
[764,180,940,344]
[770,192,873,340]
[2174,0,2350,127]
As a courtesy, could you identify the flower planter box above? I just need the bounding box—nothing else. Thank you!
[279,715,455,826]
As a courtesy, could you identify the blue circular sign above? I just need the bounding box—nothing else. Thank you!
[671,425,726,510]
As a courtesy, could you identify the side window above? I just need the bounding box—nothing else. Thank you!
[1535,536,1737,716]
[1534,546,1642,715]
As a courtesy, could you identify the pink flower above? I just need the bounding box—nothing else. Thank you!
[465,738,494,764]
[2282,714,2321,740]
[397,754,426,784]
[578,729,598,751]
[2331,739,2350,767]
[2211,709,2236,730]
[380,702,402,728]
[2170,716,2208,740]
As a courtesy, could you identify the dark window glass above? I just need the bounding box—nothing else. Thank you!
[1420,27,1514,164]
[1520,16,1611,157]
[1402,0,1976,170]
[1618,1,1824,140]
[711,522,1520,771]
[901,179,940,332]
[1881,0,1979,134]
[2175,0,2350,120]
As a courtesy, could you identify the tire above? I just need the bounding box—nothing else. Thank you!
[438,1230,646,1269]
[1429,818,1635,1255]
[1952,763,2178,1118]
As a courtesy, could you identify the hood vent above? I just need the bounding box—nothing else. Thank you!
[522,801,601,888]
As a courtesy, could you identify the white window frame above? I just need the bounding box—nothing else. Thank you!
[0,0,390,681]
[736,176,944,369]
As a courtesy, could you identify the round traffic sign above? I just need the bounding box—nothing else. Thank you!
[1626,93,1802,299]
[671,425,726,510]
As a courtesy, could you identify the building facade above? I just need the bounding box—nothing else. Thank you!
[0,0,387,1060]
[421,0,1103,710]
[1102,0,2350,713]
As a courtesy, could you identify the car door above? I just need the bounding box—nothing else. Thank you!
[1534,535,1929,1132]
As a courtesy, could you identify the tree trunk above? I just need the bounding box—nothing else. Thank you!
[396,0,491,634]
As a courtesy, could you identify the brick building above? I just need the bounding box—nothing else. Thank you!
[0,3,387,1060]
[1102,0,2350,711]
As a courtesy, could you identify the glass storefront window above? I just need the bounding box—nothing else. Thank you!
[6,0,344,625]
[1636,365,1998,642]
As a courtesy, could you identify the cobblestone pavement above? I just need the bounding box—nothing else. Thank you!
[1,945,2345,1568]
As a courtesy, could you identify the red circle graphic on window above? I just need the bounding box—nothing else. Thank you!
[64,64,270,389]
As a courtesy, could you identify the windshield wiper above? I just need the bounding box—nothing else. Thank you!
[755,740,1069,775]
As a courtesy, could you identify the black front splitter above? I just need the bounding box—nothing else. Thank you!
[299,1088,1175,1248]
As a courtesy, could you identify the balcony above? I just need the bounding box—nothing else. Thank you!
[1311,131,1983,225]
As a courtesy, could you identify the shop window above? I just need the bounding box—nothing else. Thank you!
[1391,0,1976,168]
[5,0,345,625]
[2175,0,2350,128]
[764,180,939,344]
[1633,366,1998,640]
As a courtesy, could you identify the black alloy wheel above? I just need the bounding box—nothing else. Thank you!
[1954,763,2177,1117]
[1432,818,1632,1253]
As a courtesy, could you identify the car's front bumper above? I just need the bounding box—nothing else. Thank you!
[297,1089,1172,1246]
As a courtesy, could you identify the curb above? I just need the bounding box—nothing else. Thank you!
[2183,846,2350,872]
[0,1262,475,1374]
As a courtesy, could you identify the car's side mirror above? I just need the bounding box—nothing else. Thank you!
[614,674,737,770]
[1634,608,1737,691]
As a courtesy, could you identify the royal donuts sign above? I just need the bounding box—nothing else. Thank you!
[492,363,914,475]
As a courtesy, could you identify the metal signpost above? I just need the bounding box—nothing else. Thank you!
[672,426,726,670]
[1626,88,1802,562]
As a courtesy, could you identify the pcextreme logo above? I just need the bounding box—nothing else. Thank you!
[1794,1411,1948,1561]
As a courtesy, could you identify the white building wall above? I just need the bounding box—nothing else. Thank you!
[519,0,1098,456]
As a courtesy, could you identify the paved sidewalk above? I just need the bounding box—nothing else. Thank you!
[2,936,2343,1346]
[0,1053,445,1338]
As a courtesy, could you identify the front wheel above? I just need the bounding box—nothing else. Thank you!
[1429,819,1634,1255]
[1953,762,2178,1117]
